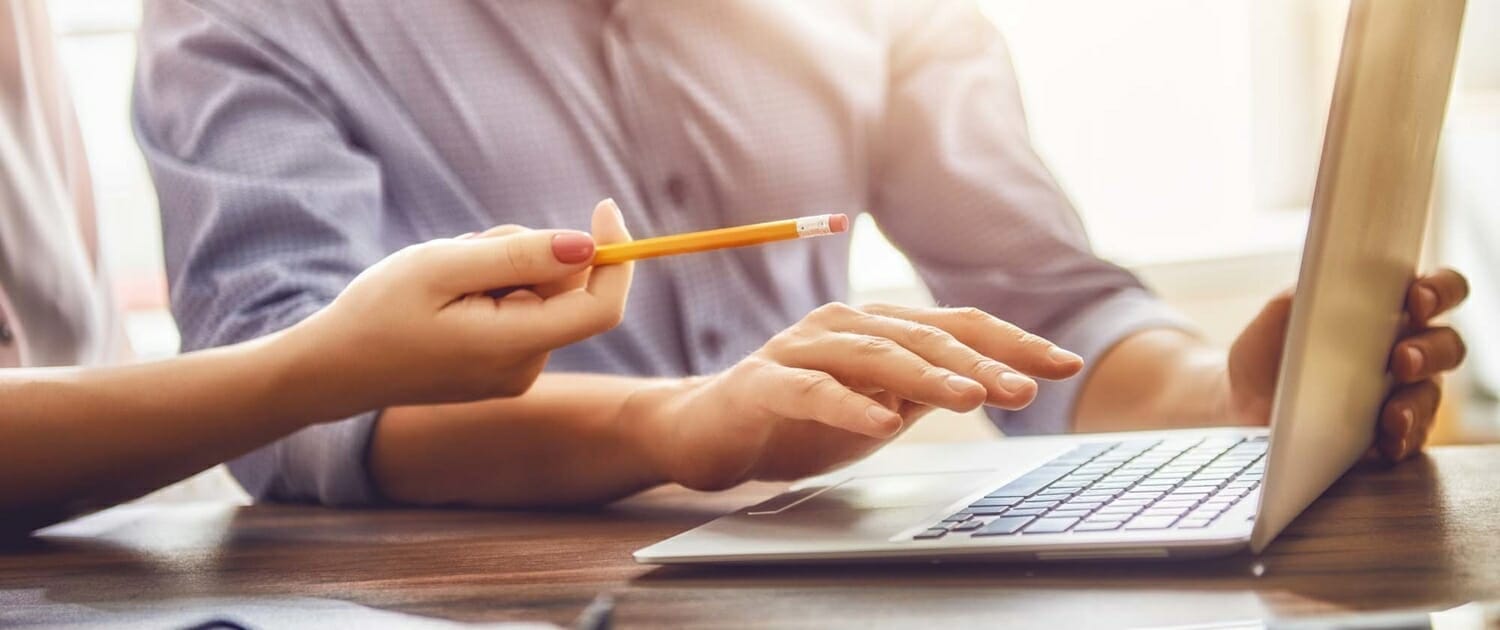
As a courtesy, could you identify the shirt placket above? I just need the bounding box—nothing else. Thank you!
[603,9,733,373]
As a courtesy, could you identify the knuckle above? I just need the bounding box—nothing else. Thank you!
[851,335,897,358]
[811,302,855,320]
[952,306,990,324]
[905,323,951,346]
[1016,330,1051,350]
[1445,328,1468,363]
[969,357,1003,380]
[1419,379,1443,404]
[836,389,866,412]
[790,371,833,398]
[502,238,537,273]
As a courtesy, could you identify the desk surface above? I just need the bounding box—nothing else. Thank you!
[4,445,1498,628]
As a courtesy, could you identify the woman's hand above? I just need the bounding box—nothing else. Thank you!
[623,303,1084,491]
[290,199,634,409]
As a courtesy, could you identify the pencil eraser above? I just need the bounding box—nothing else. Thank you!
[829,213,850,233]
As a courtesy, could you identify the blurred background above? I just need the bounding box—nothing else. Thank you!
[43,0,1499,498]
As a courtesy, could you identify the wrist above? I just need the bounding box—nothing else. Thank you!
[261,310,375,425]
[616,375,710,486]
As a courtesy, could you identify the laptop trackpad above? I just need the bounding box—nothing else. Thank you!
[777,471,993,513]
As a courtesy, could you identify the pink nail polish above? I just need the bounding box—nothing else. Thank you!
[551,233,595,263]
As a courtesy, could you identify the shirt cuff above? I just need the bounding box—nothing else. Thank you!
[226,408,387,506]
[986,288,1197,436]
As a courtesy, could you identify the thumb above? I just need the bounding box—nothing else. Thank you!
[1229,289,1295,413]
[418,229,597,296]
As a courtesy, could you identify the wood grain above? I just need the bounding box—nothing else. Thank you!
[3,445,1497,628]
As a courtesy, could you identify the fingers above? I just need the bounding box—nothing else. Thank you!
[1407,268,1469,322]
[1392,326,1466,384]
[753,362,903,438]
[525,199,635,346]
[859,304,1082,380]
[813,313,1037,409]
[1376,380,1441,462]
[463,224,527,240]
[419,228,596,296]
[785,332,993,412]
[1228,291,1295,398]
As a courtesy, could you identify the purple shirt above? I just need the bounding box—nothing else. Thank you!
[134,0,1188,506]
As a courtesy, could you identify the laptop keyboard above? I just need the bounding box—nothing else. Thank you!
[914,435,1266,540]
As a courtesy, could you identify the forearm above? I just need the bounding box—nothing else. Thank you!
[0,328,352,528]
[370,373,679,508]
[1073,328,1234,432]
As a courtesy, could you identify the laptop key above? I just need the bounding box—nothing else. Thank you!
[1049,509,1092,519]
[970,498,1021,508]
[1074,520,1125,532]
[987,465,1075,498]
[914,528,948,539]
[950,519,986,531]
[1122,492,1165,502]
[973,516,1036,536]
[1019,500,1062,510]
[1063,501,1104,510]
[1177,518,1212,529]
[967,507,1009,516]
[1125,515,1180,530]
[1004,508,1048,517]
[1077,489,1121,499]
[1023,517,1080,534]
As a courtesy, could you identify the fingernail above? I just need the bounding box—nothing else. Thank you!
[1404,346,1423,374]
[1417,286,1438,317]
[1400,407,1415,433]
[1397,437,1409,458]
[605,198,623,220]
[456,232,477,240]
[946,374,981,393]
[998,372,1033,394]
[551,232,595,263]
[1048,346,1082,364]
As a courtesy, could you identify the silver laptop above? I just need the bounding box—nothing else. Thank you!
[635,0,1466,565]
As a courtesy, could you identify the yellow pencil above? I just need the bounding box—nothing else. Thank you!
[593,213,850,265]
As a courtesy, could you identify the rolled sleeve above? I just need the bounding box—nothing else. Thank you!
[136,0,390,505]
[873,0,1195,435]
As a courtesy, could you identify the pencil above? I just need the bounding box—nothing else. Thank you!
[592,213,850,265]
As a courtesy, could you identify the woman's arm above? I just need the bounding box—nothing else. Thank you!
[0,206,634,533]
[0,329,335,532]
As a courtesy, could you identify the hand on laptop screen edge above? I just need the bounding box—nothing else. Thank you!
[1226,269,1469,462]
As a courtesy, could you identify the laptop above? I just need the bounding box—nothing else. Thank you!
[635,0,1466,565]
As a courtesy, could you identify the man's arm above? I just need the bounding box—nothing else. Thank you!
[870,1,1470,454]
[868,0,1195,436]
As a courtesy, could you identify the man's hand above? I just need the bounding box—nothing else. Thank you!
[1228,269,1470,461]
[622,303,1084,491]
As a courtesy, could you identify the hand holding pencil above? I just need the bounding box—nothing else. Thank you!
[592,213,850,265]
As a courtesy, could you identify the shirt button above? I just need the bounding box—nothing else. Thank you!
[0,320,12,345]
[699,327,724,356]
[664,174,689,206]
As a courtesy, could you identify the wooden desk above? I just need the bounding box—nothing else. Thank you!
[4,445,1498,628]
